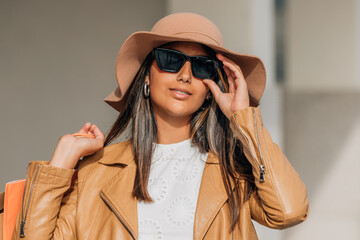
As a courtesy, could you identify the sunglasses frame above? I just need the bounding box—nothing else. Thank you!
[153,47,222,80]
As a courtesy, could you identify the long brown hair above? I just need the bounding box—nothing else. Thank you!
[103,43,255,232]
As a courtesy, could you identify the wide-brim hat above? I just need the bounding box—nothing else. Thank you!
[104,12,266,112]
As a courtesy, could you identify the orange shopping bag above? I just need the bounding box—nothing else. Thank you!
[1,179,26,240]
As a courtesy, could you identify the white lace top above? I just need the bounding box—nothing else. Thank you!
[137,138,208,240]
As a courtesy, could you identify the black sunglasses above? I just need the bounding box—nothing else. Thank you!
[153,47,222,80]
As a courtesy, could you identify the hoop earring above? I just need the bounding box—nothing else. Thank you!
[143,81,150,98]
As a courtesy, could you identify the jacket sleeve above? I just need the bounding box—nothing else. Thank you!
[12,160,79,239]
[230,106,309,229]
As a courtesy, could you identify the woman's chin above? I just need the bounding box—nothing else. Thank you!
[151,98,204,119]
[154,106,198,120]
[168,104,202,116]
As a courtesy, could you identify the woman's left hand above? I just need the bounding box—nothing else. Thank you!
[203,53,250,119]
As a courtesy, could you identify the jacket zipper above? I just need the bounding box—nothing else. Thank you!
[233,109,266,182]
[251,108,266,182]
[99,192,137,240]
[20,164,41,238]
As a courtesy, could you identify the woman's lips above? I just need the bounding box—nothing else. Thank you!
[170,88,192,99]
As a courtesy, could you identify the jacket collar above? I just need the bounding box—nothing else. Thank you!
[98,138,134,166]
[98,139,229,240]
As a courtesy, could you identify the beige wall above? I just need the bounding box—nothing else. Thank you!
[0,0,166,191]
[283,0,360,239]
[286,0,359,92]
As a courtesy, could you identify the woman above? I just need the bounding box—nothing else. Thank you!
[13,13,309,239]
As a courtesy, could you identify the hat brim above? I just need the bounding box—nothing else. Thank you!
[104,31,266,112]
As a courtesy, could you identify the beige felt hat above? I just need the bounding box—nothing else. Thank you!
[104,12,266,112]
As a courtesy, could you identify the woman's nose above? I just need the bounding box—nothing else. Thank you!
[177,60,192,83]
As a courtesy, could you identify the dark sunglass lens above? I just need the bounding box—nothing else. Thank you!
[192,59,216,79]
[156,49,184,72]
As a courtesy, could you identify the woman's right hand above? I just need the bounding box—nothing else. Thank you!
[49,122,105,169]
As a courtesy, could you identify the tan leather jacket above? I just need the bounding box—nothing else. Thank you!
[12,107,309,239]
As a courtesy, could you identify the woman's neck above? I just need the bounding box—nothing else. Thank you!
[153,111,191,145]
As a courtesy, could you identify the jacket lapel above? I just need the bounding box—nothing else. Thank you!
[193,151,231,240]
[98,140,139,239]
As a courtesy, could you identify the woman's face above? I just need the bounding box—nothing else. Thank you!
[147,42,211,121]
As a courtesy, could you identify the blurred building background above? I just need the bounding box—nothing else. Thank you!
[1,0,359,239]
